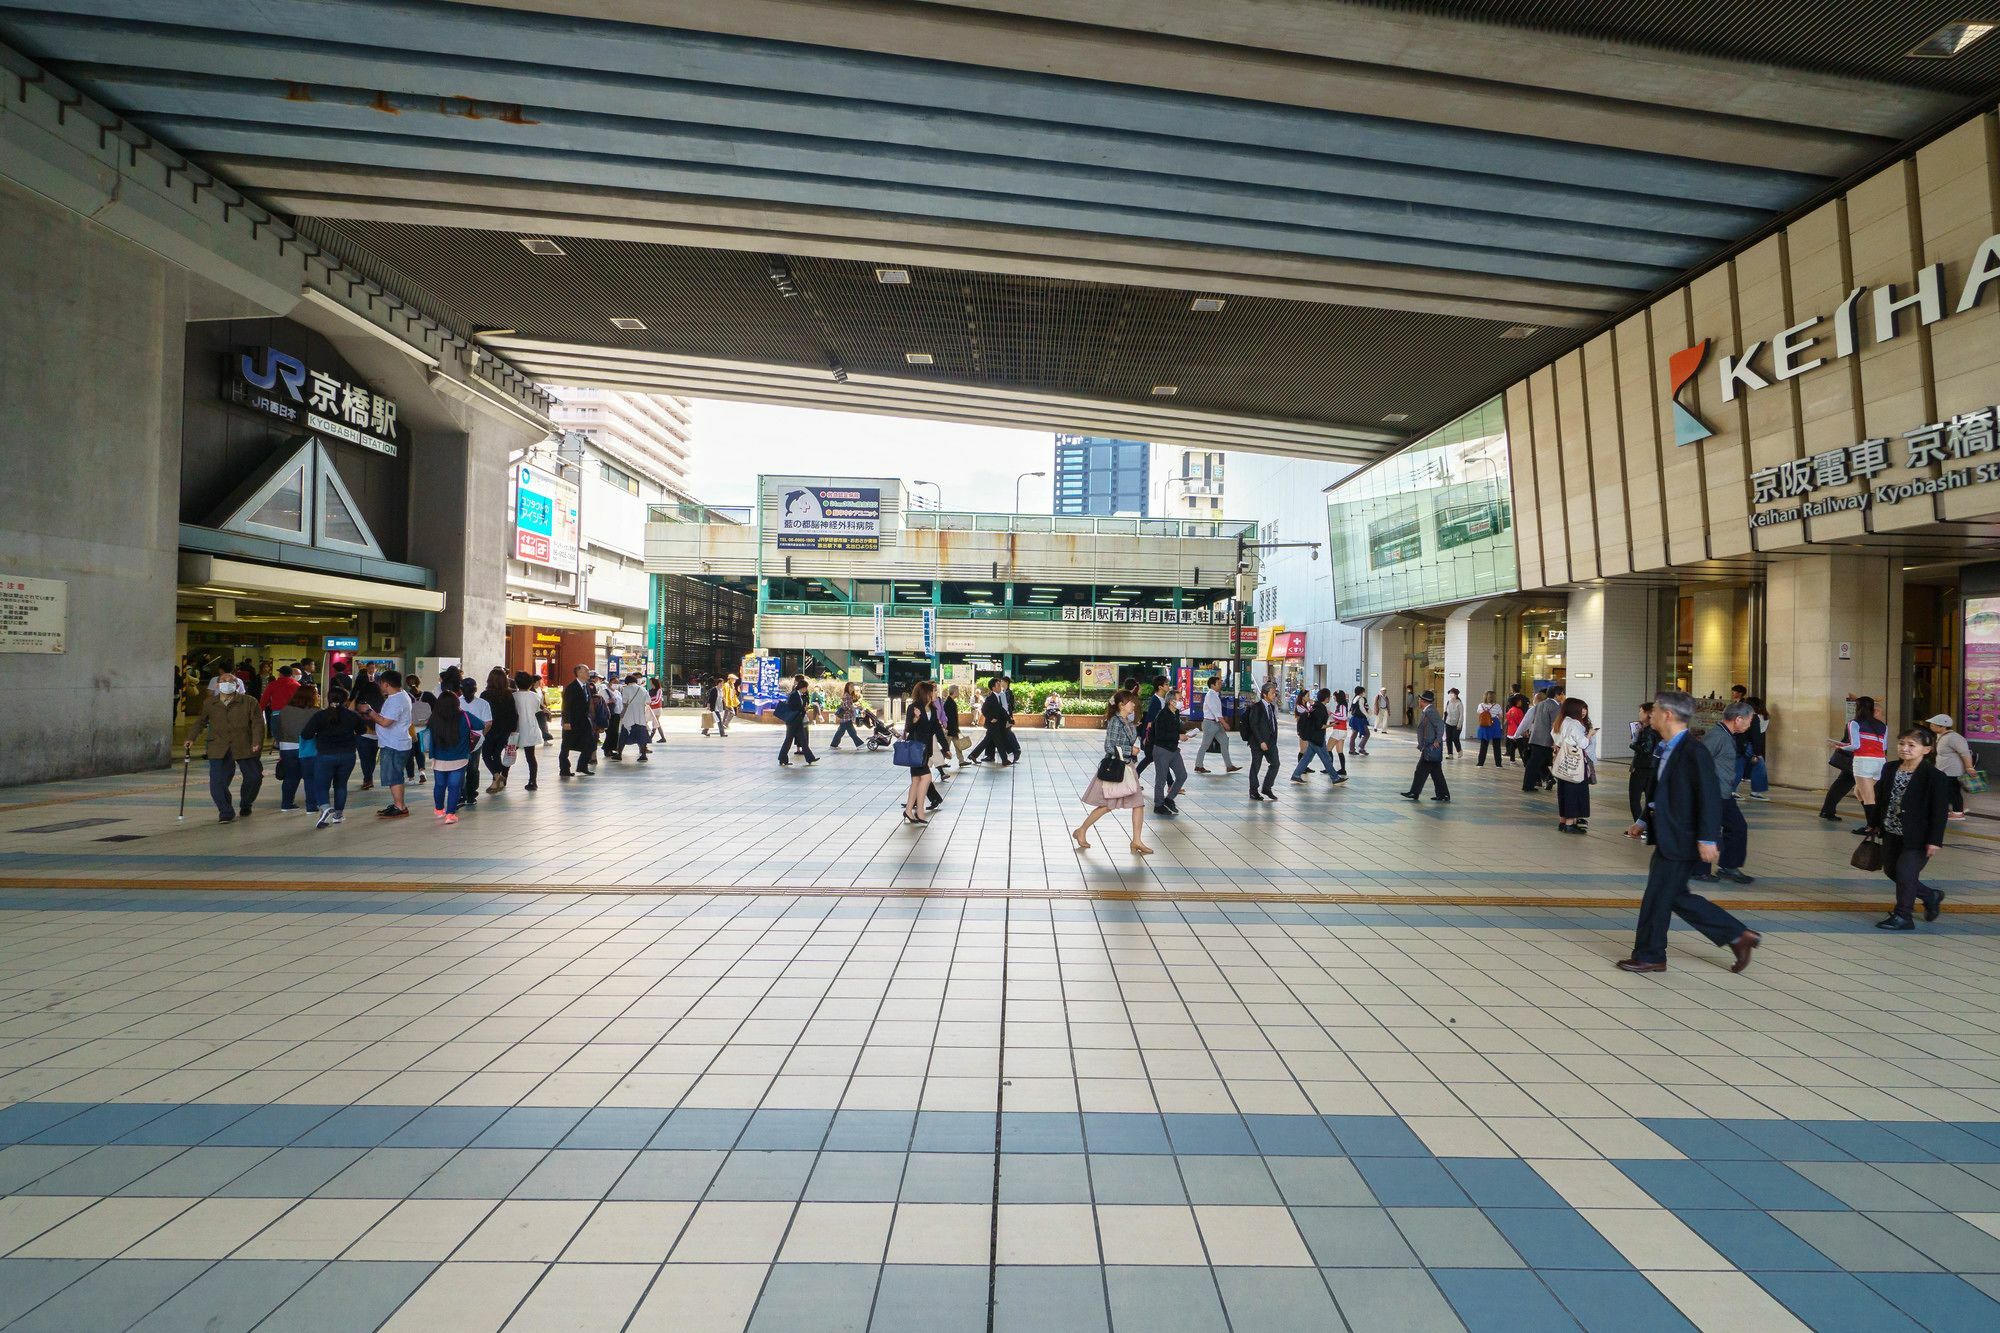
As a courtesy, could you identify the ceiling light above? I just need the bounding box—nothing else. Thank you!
[518,237,566,256]
[1150,385,1178,396]
[1189,297,1225,312]
[1382,413,1410,423]
[610,317,647,330]
[767,262,799,298]
[1909,20,1997,57]
[875,268,911,284]
[1499,325,1540,339]
[905,352,934,365]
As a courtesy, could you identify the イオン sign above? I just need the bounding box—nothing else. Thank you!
[1670,231,2000,443]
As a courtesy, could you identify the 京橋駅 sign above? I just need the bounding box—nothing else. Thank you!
[1748,407,2000,528]
[777,485,881,551]
[227,347,402,457]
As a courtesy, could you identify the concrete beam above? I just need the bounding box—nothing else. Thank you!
[444,0,1932,173]
[231,165,1619,328]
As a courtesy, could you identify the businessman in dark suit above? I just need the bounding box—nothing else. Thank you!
[1620,689,1761,974]
[1135,675,1169,777]
[559,665,596,778]
[1240,680,1282,801]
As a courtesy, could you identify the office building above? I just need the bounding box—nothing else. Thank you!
[1053,434,1151,516]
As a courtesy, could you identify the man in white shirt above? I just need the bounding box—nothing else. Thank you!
[1193,675,1241,774]
[359,667,413,818]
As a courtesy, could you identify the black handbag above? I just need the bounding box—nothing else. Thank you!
[1850,833,1884,873]
[1096,754,1127,782]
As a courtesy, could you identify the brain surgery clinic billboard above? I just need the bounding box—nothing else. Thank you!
[514,462,580,570]
[776,484,882,552]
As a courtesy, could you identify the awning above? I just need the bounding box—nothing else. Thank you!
[505,598,624,632]
[179,553,446,613]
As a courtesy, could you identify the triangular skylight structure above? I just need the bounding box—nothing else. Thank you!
[212,436,385,560]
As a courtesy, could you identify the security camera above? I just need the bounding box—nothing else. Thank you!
[1236,559,1249,573]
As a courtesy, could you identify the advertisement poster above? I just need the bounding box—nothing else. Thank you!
[1968,596,2000,744]
[1080,662,1119,688]
[777,484,881,551]
[514,463,580,570]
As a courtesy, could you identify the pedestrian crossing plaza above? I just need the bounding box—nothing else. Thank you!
[2,719,1999,1329]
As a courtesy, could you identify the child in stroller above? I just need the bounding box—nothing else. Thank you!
[860,708,896,750]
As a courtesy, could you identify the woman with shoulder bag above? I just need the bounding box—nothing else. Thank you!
[508,671,548,791]
[1073,689,1152,855]
[1873,728,1952,930]
[1553,696,1597,834]
[897,680,944,825]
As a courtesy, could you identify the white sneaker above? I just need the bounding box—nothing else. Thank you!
[1747,792,1769,801]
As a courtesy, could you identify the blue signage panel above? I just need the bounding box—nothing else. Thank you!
[323,636,361,650]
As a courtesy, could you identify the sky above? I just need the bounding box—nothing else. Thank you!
[683,399,1059,513]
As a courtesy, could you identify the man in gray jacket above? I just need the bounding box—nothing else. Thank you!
[1521,684,1564,793]
[1694,702,1757,884]
[1401,691,1451,802]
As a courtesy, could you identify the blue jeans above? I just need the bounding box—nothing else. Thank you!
[1292,743,1336,778]
[1748,755,1769,794]
[378,746,410,789]
[433,767,465,814]
[312,753,355,812]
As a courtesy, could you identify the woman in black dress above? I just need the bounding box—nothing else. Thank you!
[901,680,945,826]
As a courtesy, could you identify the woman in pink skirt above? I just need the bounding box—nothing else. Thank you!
[1073,689,1152,855]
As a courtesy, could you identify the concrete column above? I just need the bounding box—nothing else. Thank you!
[0,180,188,784]
[1764,554,1901,789]
[1690,587,1750,699]
[1444,601,1505,709]
[409,408,541,674]
[1564,584,1652,763]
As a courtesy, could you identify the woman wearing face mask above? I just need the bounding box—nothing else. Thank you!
[185,673,266,822]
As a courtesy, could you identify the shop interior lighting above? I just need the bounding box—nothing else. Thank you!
[1189,297,1226,312]
[518,237,566,255]
[1909,20,1997,56]
[875,268,911,284]
[609,317,647,330]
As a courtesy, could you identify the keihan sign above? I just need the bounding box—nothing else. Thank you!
[1673,232,2000,432]
[1749,408,2000,528]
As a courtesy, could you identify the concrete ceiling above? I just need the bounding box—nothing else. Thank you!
[0,0,1991,456]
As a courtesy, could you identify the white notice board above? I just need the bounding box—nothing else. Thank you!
[0,576,65,653]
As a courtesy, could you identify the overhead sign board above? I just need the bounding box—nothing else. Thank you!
[227,347,402,457]
[1748,408,2000,528]
[514,463,581,570]
[322,635,360,651]
[1060,606,1221,624]
[776,484,881,551]
[0,575,65,653]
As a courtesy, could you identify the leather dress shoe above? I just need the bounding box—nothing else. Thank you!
[1615,958,1666,973]
[1729,930,1761,973]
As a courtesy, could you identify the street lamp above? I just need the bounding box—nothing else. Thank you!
[1231,531,1322,696]
[1014,470,1047,514]
[910,479,942,511]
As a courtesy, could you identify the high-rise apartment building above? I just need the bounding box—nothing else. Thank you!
[1151,445,1226,517]
[508,387,698,676]
[1052,433,1150,516]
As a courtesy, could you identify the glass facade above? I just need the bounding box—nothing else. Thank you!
[1054,434,1151,516]
[1324,399,1517,619]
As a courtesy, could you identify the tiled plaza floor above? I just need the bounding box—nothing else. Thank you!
[4,718,2000,1329]
[2,716,1995,907]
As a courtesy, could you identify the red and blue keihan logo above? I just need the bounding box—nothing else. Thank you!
[1668,340,1714,447]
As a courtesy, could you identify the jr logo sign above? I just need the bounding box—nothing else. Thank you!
[240,348,306,400]
[1668,340,1714,447]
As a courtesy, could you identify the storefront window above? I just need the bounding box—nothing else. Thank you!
[1519,607,1566,691]
[1325,399,1518,619]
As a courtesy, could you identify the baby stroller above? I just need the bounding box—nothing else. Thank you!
[861,708,896,751]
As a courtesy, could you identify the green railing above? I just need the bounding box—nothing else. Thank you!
[904,511,1256,540]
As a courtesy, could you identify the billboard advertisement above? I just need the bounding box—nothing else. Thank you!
[514,463,580,570]
[776,484,881,551]
[1968,596,2000,745]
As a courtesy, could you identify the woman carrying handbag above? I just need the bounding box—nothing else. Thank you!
[897,680,944,825]
[1073,689,1152,855]
[1870,728,1952,930]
